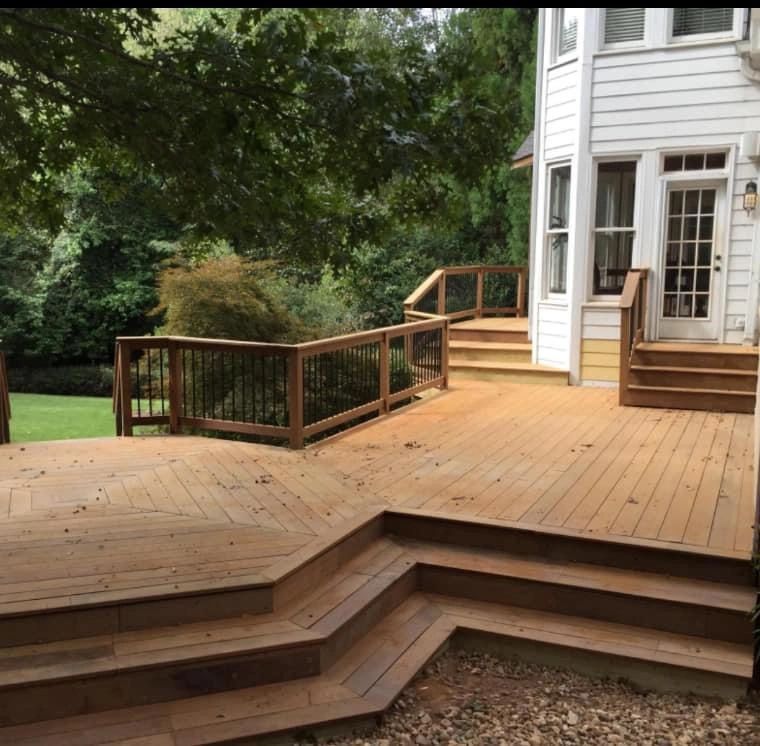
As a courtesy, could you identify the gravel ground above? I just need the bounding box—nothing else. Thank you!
[307,650,760,746]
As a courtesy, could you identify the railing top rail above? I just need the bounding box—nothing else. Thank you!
[619,268,649,310]
[403,268,444,308]
[115,317,448,355]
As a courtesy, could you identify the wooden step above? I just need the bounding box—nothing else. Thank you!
[449,328,529,344]
[449,340,532,364]
[633,343,759,371]
[0,538,415,726]
[630,365,757,392]
[1,593,750,745]
[384,509,754,586]
[626,385,756,414]
[450,360,568,385]
[405,540,754,644]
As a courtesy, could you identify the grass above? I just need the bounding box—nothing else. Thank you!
[8,393,115,442]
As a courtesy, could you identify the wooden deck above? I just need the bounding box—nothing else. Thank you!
[0,382,756,743]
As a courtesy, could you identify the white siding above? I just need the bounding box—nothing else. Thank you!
[589,40,760,341]
[536,303,570,368]
[581,306,621,340]
[544,64,578,161]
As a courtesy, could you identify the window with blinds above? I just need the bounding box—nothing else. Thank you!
[672,8,734,37]
[556,9,579,59]
[604,8,646,45]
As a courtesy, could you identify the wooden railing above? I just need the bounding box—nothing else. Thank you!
[404,265,527,321]
[619,268,649,406]
[113,317,448,448]
[0,352,9,445]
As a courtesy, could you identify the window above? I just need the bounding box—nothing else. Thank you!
[593,162,636,296]
[672,8,734,38]
[663,152,727,173]
[555,9,579,60]
[604,8,646,46]
[546,165,571,294]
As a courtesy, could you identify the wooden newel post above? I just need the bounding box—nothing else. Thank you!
[288,349,304,449]
[619,307,631,407]
[437,274,446,316]
[441,320,450,389]
[476,268,484,317]
[380,332,390,414]
[517,269,526,317]
[118,341,134,437]
[168,340,181,434]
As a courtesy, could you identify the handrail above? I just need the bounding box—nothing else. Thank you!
[113,317,449,448]
[618,268,649,406]
[403,265,527,321]
[0,351,9,445]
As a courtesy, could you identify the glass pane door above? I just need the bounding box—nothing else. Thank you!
[662,188,715,320]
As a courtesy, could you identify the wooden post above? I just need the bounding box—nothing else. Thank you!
[288,349,304,449]
[476,268,484,317]
[379,332,390,413]
[441,320,450,390]
[437,274,446,316]
[168,340,181,434]
[0,351,9,445]
[517,268,526,317]
[619,307,631,407]
[118,341,134,436]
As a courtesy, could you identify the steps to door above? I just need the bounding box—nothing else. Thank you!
[625,342,758,413]
[448,319,569,385]
[0,510,754,744]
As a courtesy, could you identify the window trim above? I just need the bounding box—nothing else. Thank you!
[599,8,647,51]
[545,162,572,298]
[552,8,580,64]
[588,156,641,301]
[666,7,744,45]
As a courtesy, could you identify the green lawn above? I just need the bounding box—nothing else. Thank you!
[9,393,115,442]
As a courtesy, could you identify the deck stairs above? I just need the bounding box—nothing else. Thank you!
[449,318,568,385]
[625,342,758,414]
[0,510,753,745]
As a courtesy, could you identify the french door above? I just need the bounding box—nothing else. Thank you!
[658,184,723,340]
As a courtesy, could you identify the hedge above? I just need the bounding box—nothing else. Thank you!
[7,365,114,397]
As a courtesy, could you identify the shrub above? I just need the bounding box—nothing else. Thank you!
[7,365,114,396]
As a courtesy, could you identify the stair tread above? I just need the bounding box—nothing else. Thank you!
[630,365,757,376]
[628,384,755,396]
[400,539,755,612]
[449,341,532,351]
[0,539,411,689]
[636,342,758,355]
[0,592,750,745]
[449,360,566,374]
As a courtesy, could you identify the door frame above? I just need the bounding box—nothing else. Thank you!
[652,174,731,343]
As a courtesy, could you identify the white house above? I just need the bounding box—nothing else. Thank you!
[527,8,760,387]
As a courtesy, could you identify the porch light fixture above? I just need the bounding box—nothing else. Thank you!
[744,180,758,215]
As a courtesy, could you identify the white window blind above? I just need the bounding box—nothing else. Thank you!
[672,8,734,37]
[604,8,646,45]
[558,9,579,57]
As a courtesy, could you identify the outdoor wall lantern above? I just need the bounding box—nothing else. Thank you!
[744,179,758,215]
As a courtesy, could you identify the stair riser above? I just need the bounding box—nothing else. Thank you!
[626,389,755,414]
[0,643,321,727]
[630,369,757,391]
[0,586,273,649]
[633,351,758,371]
[450,349,532,364]
[449,369,567,385]
[385,512,754,586]
[449,330,529,344]
[419,566,752,645]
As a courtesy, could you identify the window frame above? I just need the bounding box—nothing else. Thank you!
[588,156,641,301]
[600,8,647,51]
[666,8,744,45]
[545,162,572,298]
[552,8,580,64]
